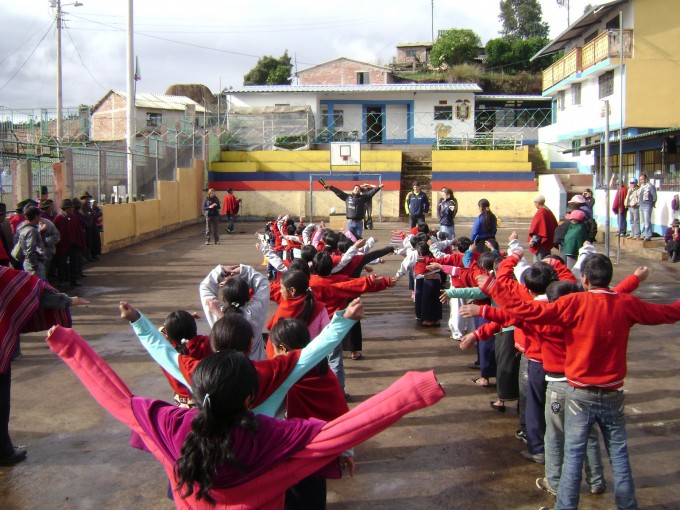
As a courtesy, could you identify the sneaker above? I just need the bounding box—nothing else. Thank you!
[215,241,220,245]
[590,482,606,495]
[451,332,463,341]
[521,450,545,464]
[205,241,210,245]
[515,429,528,444]
[536,477,557,496]
[538,507,554,510]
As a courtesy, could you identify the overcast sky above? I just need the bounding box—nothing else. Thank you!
[1,0,597,110]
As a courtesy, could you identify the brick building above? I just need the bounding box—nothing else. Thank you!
[296,57,397,86]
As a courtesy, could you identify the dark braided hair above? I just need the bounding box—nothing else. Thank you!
[280,270,316,324]
[175,351,260,503]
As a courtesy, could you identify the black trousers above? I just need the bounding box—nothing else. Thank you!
[0,366,14,458]
[284,475,327,510]
[495,330,520,400]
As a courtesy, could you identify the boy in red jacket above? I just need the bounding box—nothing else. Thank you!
[477,253,680,510]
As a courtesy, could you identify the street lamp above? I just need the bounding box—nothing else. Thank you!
[51,0,83,145]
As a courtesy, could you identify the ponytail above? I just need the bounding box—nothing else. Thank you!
[219,278,250,314]
[281,270,317,324]
[175,351,259,503]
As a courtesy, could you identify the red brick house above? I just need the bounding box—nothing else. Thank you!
[296,57,397,86]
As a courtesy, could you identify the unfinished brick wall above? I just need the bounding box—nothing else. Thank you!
[396,46,430,64]
[298,59,396,85]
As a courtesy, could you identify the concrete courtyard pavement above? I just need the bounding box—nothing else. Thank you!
[2,219,680,510]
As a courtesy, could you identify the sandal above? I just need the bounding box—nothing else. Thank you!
[471,377,493,387]
[351,352,363,360]
[490,401,506,412]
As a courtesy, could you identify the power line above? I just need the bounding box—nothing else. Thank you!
[65,26,108,92]
[0,18,54,67]
[0,22,54,93]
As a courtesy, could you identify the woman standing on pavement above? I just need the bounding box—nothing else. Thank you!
[470,199,498,252]
[438,187,458,239]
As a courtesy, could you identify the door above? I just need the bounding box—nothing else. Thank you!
[365,106,384,143]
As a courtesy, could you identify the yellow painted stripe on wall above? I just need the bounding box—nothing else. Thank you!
[432,162,533,172]
[211,162,259,172]
[432,148,529,164]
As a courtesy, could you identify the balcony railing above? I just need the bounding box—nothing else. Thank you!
[542,30,633,91]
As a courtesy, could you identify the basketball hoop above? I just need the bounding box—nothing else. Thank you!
[341,155,349,163]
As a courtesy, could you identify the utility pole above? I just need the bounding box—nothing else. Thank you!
[126,0,135,199]
[56,0,63,145]
[431,0,435,42]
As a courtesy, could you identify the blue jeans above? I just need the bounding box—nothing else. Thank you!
[439,225,455,239]
[346,219,363,239]
[556,386,637,510]
[628,207,640,237]
[544,380,605,492]
[640,203,653,239]
[518,354,528,434]
[617,210,628,235]
[327,343,345,391]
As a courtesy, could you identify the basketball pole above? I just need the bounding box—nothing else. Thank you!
[239,199,246,233]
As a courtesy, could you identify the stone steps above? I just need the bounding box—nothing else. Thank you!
[596,231,668,261]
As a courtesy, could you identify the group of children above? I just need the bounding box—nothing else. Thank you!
[45,213,415,509]
[415,218,678,510]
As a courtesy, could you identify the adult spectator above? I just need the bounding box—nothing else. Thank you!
[583,188,595,210]
[79,192,97,261]
[611,177,628,237]
[320,179,383,239]
[527,195,558,261]
[36,185,49,208]
[638,173,657,241]
[664,219,680,263]
[404,182,430,228]
[0,265,87,466]
[9,200,35,235]
[39,200,60,280]
[437,187,458,239]
[625,178,641,239]
[221,188,241,234]
[470,198,497,251]
[567,194,592,220]
[53,199,86,287]
[0,204,14,265]
[202,188,221,245]
[15,206,47,280]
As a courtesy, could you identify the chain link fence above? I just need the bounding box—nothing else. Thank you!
[0,105,550,204]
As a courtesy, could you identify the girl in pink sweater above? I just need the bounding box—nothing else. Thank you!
[45,325,444,509]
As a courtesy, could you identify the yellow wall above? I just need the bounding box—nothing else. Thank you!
[100,164,202,253]
[625,0,680,127]
[432,147,531,171]
[213,150,401,172]
[234,190,401,220]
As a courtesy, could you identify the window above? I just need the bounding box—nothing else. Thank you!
[321,109,344,128]
[557,91,566,111]
[572,139,581,156]
[356,72,370,85]
[434,105,453,121]
[571,83,582,106]
[146,112,162,127]
[406,49,417,57]
[599,71,614,98]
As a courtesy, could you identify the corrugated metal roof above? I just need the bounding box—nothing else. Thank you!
[226,83,482,94]
[476,95,549,101]
[532,0,629,60]
[564,127,680,153]
[114,91,207,112]
[396,42,433,48]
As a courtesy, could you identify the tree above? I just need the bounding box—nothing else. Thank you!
[243,51,292,85]
[485,36,550,73]
[499,0,549,39]
[430,28,482,68]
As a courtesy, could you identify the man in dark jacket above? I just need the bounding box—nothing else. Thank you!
[404,181,430,228]
[320,179,383,239]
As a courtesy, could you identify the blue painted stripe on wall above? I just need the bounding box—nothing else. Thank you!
[429,171,535,182]
[209,171,403,182]
[550,162,578,168]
